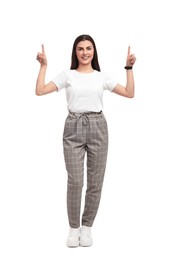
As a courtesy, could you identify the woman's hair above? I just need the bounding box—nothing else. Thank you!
[70,34,100,71]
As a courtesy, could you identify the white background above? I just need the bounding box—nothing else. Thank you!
[0,0,173,259]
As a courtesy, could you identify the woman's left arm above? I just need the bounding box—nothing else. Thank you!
[112,46,136,98]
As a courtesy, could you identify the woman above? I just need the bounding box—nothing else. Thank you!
[36,34,136,247]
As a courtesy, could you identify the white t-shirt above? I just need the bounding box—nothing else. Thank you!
[51,69,117,113]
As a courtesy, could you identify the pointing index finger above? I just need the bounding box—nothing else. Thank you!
[42,44,45,54]
[128,46,131,56]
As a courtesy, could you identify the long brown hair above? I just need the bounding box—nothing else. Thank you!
[70,34,100,71]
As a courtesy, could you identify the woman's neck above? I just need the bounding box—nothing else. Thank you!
[76,65,94,73]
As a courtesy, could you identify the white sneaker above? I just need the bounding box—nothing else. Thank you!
[80,226,93,247]
[66,228,80,247]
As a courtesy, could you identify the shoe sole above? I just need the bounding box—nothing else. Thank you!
[79,240,93,247]
[67,244,79,248]
[66,241,79,247]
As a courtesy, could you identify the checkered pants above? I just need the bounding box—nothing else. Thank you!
[63,111,108,228]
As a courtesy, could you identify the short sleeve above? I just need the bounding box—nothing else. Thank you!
[51,70,67,91]
[103,73,117,92]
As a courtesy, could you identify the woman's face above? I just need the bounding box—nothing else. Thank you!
[76,40,94,66]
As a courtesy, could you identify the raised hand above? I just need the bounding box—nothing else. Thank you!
[36,44,47,66]
[126,46,136,67]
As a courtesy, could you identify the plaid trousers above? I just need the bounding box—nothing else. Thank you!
[63,111,108,228]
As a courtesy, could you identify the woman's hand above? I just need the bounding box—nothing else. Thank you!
[126,46,136,67]
[36,44,47,66]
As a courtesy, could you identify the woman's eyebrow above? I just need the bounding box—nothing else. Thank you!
[77,45,92,49]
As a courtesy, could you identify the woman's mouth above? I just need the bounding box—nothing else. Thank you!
[81,56,89,60]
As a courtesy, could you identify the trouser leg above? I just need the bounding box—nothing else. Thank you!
[65,145,85,228]
[63,113,86,228]
[82,113,108,227]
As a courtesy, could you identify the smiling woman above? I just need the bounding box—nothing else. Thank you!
[76,40,94,71]
[70,34,100,72]
[35,34,136,247]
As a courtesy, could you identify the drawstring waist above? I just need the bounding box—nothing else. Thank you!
[69,110,102,116]
[69,110,102,132]
[69,110,102,126]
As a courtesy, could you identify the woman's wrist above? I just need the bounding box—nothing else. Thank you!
[124,66,133,70]
[40,64,47,70]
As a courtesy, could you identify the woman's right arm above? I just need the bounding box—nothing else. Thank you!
[35,44,58,95]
